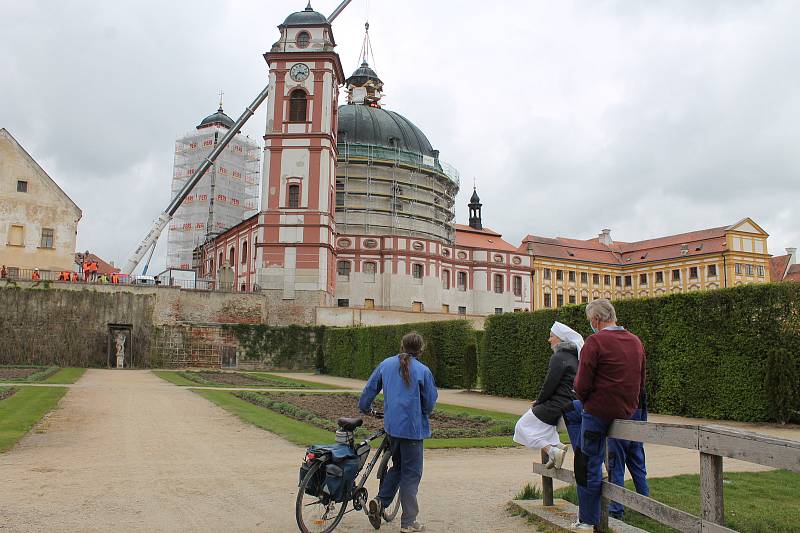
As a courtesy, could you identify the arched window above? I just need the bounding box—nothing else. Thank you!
[219,252,224,268]
[494,274,504,294]
[241,241,248,264]
[229,247,235,267]
[289,90,307,122]
[288,184,300,208]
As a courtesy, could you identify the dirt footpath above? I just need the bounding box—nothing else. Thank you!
[0,370,537,533]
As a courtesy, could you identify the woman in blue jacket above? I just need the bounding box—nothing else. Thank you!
[359,331,438,533]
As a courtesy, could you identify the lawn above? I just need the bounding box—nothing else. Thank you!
[547,470,800,533]
[0,366,84,384]
[196,389,521,449]
[153,370,341,389]
[0,386,68,452]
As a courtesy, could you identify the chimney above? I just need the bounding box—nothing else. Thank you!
[787,247,797,265]
[598,229,612,246]
[680,244,689,256]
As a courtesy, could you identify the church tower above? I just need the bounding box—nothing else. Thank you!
[468,187,483,230]
[258,3,345,304]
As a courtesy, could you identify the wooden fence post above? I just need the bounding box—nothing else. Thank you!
[541,450,554,506]
[700,452,724,525]
[599,441,610,531]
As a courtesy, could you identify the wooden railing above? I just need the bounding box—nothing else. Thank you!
[535,420,800,532]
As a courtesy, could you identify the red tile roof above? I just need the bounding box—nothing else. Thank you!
[454,224,519,252]
[522,226,729,266]
[770,255,791,281]
[784,264,800,282]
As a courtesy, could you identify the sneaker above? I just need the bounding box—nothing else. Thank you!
[367,498,383,530]
[400,522,425,532]
[546,447,566,469]
[570,520,594,530]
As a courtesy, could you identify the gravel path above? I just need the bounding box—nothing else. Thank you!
[0,370,537,533]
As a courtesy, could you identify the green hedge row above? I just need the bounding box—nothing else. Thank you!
[483,283,800,423]
[322,320,478,389]
[223,324,326,369]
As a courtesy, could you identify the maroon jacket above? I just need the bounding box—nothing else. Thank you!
[574,328,646,421]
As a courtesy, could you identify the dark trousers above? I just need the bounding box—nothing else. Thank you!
[563,400,612,525]
[608,408,649,517]
[377,437,423,528]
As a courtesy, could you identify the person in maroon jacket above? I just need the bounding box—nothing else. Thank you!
[570,299,646,530]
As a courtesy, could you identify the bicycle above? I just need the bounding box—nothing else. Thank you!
[296,410,401,533]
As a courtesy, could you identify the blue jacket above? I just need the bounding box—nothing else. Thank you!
[358,355,438,440]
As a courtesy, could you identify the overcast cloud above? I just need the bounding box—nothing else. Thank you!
[2,0,798,272]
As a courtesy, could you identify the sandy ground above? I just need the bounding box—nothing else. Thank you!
[0,370,537,533]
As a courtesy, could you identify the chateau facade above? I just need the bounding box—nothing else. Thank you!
[197,4,782,318]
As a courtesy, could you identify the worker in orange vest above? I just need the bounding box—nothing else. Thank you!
[111,272,119,284]
[71,271,79,282]
[31,268,41,281]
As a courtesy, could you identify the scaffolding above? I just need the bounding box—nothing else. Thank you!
[336,142,458,243]
[167,127,260,270]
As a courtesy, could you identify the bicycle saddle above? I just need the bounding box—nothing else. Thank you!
[337,417,363,431]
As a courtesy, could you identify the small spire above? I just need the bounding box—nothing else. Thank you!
[305,1,313,11]
[218,91,224,112]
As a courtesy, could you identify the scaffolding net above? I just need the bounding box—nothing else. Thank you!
[167,127,260,270]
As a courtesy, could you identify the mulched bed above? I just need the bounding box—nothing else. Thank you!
[0,388,17,401]
[237,392,513,439]
[0,368,41,381]
[181,371,308,388]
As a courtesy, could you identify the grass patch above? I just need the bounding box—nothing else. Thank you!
[515,482,542,500]
[41,368,85,384]
[552,470,800,533]
[0,365,59,382]
[197,390,520,448]
[0,386,67,452]
[152,370,340,389]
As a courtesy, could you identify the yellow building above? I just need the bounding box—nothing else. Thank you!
[0,128,81,274]
[522,219,772,310]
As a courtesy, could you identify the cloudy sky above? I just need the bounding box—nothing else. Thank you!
[2,0,798,272]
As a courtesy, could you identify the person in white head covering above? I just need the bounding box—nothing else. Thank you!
[513,321,583,468]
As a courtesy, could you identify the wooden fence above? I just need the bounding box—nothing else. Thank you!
[535,420,800,532]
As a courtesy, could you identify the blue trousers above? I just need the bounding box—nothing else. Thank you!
[377,437,423,529]
[563,400,612,525]
[608,409,649,517]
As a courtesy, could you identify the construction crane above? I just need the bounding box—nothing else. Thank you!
[122,0,353,275]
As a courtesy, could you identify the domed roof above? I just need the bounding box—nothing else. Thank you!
[346,61,382,87]
[469,187,481,204]
[337,105,436,158]
[197,106,235,130]
[281,3,329,27]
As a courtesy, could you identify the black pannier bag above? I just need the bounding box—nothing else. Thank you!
[299,443,360,502]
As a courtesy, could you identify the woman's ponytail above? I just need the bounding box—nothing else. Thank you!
[399,331,424,387]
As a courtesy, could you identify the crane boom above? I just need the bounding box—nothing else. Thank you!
[122,83,270,275]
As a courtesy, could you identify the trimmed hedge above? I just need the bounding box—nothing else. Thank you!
[483,283,800,423]
[322,320,477,389]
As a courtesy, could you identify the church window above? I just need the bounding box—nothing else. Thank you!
[640,273,648,285]
[556,294,564,307]
[289,90,307,122]
[40,228,54,249]
[604,275,611,285]
[556,270,563,281]
[218,252,224,268]
[593,273,600,284]
[412,263,424,279]
[17,180,28,193]
[569,295,576,304]
[544,293,552,308]
[229,247,235,267]
[543,268,551,280]
[457,271,467,291]
[442,269,450,289]
[288,184,300,208]
[296,31,310,49]
[708,264,718,277]
[513,276,522,296]
[580,272,588,284]
[241,241,248,264]
[337,261,351,280]
[568,271,576,283]
[689,267,698,279]
[656,271,664,284]
[624,275,632,287]
[494,274,504,294]
[672,269,681,281]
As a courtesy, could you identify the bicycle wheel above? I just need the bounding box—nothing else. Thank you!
[296,461,348,533]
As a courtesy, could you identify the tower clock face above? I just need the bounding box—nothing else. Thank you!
[290,63,310,82]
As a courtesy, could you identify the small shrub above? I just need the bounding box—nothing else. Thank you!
[514,483,542,500]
